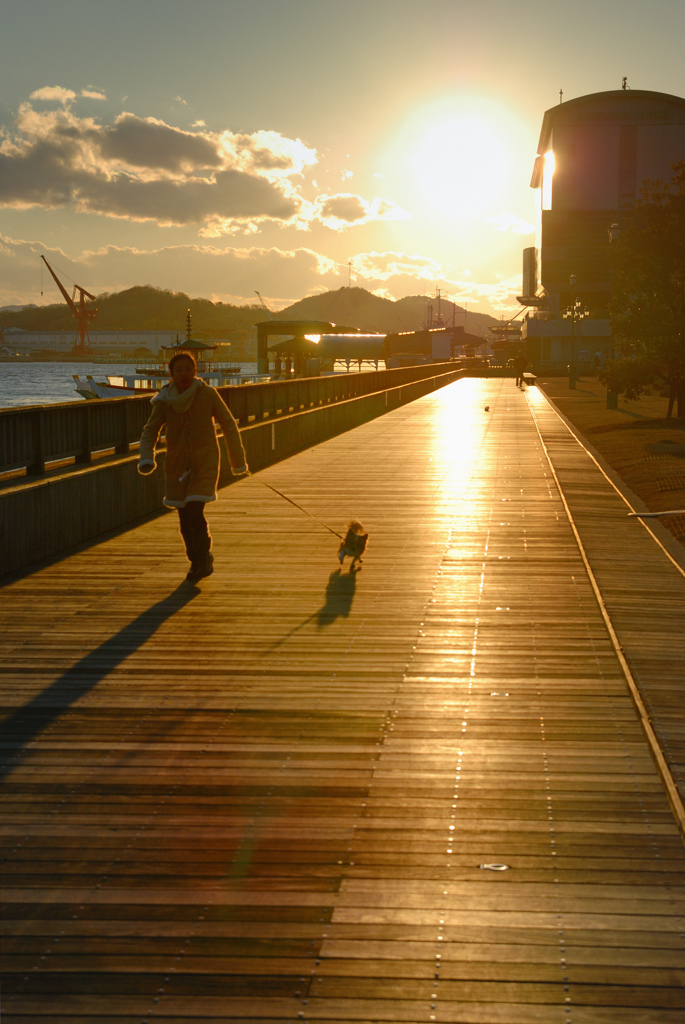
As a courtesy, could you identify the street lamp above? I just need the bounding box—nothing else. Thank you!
[604,221,622,407]
[562,273,589,389]
[607,221,621,365]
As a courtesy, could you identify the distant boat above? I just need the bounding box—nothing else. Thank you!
[72,310,252,398]
[72,366,244,399]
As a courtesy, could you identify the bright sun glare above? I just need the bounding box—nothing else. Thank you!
[382,96,521,222]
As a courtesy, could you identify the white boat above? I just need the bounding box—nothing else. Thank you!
[72,311,267,398]
[72,365,246,399]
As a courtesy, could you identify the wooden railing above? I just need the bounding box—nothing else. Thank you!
[0,363,457,478]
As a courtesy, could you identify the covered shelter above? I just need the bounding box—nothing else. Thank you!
[161,311,225,373]
[317,334,385,361]
[268,334,323,377]
[161,336,219,373]
[317,333,386,371]
[256,320,335,374]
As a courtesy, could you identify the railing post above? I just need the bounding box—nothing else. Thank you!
[238,389,249,427]
[115,400,130,454]
[27,408,46,475]
[77,404,92,464]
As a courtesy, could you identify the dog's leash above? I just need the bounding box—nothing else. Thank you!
[246,470,344,540]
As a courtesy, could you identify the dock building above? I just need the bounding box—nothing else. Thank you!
[519,88,685,370]
[1,329,183,357]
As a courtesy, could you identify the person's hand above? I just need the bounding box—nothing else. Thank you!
[138,460,156,476]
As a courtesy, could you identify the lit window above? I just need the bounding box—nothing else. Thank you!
[542,150,555,210]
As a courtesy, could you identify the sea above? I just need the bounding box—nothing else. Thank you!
[0,361,259,408]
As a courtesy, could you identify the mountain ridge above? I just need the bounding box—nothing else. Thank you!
[0,285,501,339]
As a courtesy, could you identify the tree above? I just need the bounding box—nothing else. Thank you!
[608,161,685,417]
[598,354,660,401]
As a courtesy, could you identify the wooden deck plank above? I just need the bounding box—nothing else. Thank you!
[2,378,685,1019]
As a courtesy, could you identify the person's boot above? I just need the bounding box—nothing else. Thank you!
[200,551,214,578]
[186,552,213,582]
[186,525,213,581]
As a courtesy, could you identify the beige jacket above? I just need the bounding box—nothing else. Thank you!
[138,379,247,508]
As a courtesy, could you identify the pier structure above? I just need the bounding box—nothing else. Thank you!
[0,362,461,575]
[2,378,685,1019]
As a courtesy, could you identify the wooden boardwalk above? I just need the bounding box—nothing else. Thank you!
[2,377,685,1022]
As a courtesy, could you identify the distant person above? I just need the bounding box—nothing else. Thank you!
[513,352,527,387]
[137,351,248,581]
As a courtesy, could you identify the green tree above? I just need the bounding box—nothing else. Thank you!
[608,161,685,417]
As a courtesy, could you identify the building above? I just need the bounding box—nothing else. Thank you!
[519,88,685,369]
[0,329,180,356]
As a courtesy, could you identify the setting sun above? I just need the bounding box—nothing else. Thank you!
[380,95,523,221]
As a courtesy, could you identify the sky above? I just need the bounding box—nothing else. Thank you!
[2,0,685,319]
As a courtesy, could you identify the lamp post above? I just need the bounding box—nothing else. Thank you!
[563,273,589,389]
[607,221,621,366]
[605,222,621,408]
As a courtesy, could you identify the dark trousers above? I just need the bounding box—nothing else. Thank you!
[178,502,211,563]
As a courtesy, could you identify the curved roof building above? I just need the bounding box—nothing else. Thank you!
[520,88,685,317]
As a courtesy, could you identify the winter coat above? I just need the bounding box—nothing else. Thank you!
[137,378,247,508]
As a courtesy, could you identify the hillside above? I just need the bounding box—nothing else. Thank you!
[277,288,501,335]
[1,285,502,338]
[0,287,264,337]
[278,287,423,332]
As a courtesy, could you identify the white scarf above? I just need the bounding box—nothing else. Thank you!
[152,376,203,413]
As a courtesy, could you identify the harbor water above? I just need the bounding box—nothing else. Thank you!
[0,361,259,409]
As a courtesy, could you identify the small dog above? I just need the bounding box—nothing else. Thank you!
[337,520,368,568]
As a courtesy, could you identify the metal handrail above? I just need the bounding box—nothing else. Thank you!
[0,363,459,478]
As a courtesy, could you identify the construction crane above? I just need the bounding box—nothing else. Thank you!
[40,255,97,354]
[254,290,274,320]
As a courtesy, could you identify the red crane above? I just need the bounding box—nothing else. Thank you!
[40,255,97,354]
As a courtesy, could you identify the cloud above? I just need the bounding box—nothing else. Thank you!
[29,86,107,103]
[484,212,534,235]
[318,194,368,224]
[99,113,223,171]
[223,129,317,180]
[352,250,444,282]
[0,101,311,232]
[0,96,406,237]
[30,86,76,103]
[0,233,522,317]
[351,251,523,314]
[446,274,524,313]
[316,194,410,231]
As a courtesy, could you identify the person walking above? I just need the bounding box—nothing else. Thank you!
[137,351,248,581]
[513,352,527,387]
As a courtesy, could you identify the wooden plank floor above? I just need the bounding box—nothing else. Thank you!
[529,385,685,811]
[2,378,685,1022]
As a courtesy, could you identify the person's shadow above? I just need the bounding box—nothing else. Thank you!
[0,582,200,781]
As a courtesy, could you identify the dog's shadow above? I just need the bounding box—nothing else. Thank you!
[264,565,361,653]
[316,565,360,628]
